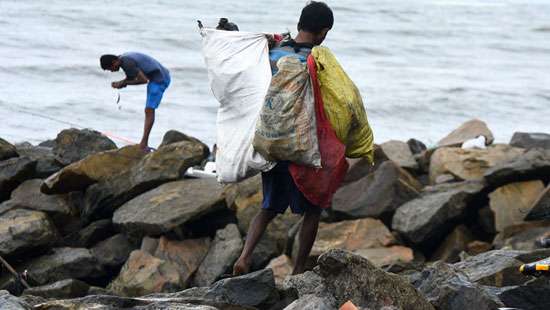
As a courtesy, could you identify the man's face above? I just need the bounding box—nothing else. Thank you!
[106,60,120,72]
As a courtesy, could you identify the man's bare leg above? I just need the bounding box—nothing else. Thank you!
[233,209,277,275]
[140,108,155,151]
[293,207,321,275]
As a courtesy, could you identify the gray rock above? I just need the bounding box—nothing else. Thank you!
[525,185,550,221]
[0,138,18,161]
[487,277,550,310]
[159,130,210,152]
[392,181,485,246]
[510,132,550,150]
[82,140,208,223]
[431,225,475,263]
[61,219,114,248]
[92,233,136,269]
[407,138,427,155]
[0,157,36,202]
[23,247,105,285]
[0,209,57,257]
[205,269,279,308]
[113,178,224,237]
[437,119,494,147]
[484,148,550,188]
[23,279,90,299]
[332,161,422,221]
[0,290,31,310]
[251,234,280,271]
[409,261,504,310]
[493,220,550,251]
[38,139,56,148]
[380,140,419,170]
[53,128,117,165]
[193,224,243,286]
[14,144,62,178]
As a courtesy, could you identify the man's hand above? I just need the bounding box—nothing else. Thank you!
[111,81,127,89]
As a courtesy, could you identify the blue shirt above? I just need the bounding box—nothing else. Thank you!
[269,40,313,75]
[120,52,170,83]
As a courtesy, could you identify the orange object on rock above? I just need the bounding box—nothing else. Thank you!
[339,301,359,310]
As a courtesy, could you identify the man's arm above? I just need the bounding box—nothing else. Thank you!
[140,107,155,151]
[112,70,148,89]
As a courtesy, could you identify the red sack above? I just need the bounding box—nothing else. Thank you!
[289,54,349,209]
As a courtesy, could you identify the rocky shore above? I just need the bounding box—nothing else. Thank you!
[0,119,549,310]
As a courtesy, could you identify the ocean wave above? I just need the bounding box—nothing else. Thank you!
[533,26,550,33]
[2,65,107,78]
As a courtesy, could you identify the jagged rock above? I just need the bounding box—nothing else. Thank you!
[285,249,434,309]
[484,148,550,188]
[91,233,136,270]
[42,145,145,194]
[0,157,36,202]
[159,130,210,152]
[38,139,55,148]
[453,249,536,287]
[332,161,422,221]
[113,179,224,237]
[267,255,293,287]
[392,181,485,246]
[294,218,413,267]
[23,247,104,285]
[477,205,496,234]
[283,295,333,310]
[140,236,160,254]
[429,144,523,184]
[53,128,117,165]
[193,224,243,287]
[23,279,90,299]
[493,220,550,251]
[437,119,494,147]
[525,185,550,221]
[154,236,210,287]
[431,225,475,263]
[0,209,57,257]
[109,250,182,297]
[490,278,550,310]
[409,261,504,310]
[87,286,112,296]
[17,295,46,308]
[204,269,279,308]
[510,131,550,150]
[407,138,427,155]
[251,234,280,271]
[14,144,63,178]
[0,138,18,161]
[343,150,383,185]
[434,173,456,184]
[61,219,114,248]
[82,140,208,223]
[466,241,493,256]
[489,180,545,231]
[0,290,31,310]
[223,174,262,209]
[380,140,418,170]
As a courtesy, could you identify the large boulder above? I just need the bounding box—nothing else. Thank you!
[113,178,224,237]
[285,249,434,309]
[23,247,105,285]
[14,144,63,178]
[431,225,475,263]
[488,276,550,310]
[492,220,550,251]
[0,138,18,161]
[23,279,90,299]
[0,157,36,202]
[0,290,31,310]
[489,180,545,231]
[294,218,413,267]
[61,219,114,248]
[153,236,210,287]
[380,140,418,170]
[82,140,208,223]
[0,209,57,257]
[484,148,550,188]
[159,130,210,152]
[437,119,494,147]
[409,261,504,310]
[343,145,388,185]
[52,128,117,165]
[91,233,136,270]
[267,255,294,287]
[332,161,422,221]
[42,145,145,194]
[510,131,550,150]
[108,250,182,297]
[429,144,524,184]
[193,224,243,286]
[204,269,279,309]
[392,181,485,247]
[525,185,550,221]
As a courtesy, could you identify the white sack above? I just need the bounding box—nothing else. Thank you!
[200,28,274,183]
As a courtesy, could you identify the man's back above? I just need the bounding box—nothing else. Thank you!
[120,52,170,83]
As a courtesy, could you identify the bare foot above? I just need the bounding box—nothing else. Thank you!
[233,257,251,276]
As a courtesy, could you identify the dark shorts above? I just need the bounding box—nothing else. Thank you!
[261,162,318,214]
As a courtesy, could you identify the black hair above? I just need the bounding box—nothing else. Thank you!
[298,1,334,33]
[100,54,118,69]
[216,18,239,31]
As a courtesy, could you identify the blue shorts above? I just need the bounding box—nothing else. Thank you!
[146,77,170,109]
[261,162,318,214]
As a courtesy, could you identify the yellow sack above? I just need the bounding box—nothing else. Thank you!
[312,46,374,162]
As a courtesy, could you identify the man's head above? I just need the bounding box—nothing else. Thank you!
[298,1,334,45]
[100,54,121,72]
